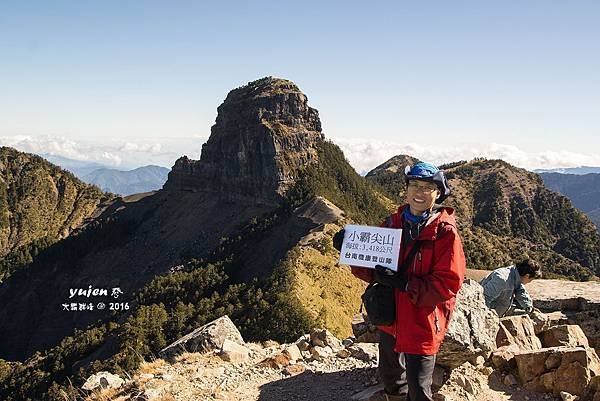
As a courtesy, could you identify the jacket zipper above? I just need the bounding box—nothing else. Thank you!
[434,308,440,333]
[394,288,399,338]
[413,251,422,274]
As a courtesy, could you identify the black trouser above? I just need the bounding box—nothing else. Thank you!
[378,330,436,401]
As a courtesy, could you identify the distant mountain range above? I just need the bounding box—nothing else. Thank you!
[538,172,600,231]
[40,154,110,177]
[39,154,170,195]
[82,165,170,195]
[535,166,600,175]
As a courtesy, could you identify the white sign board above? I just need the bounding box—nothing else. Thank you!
[338,224,402,271]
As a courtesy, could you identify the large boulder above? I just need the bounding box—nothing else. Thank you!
[159,315,244,359]
[539,324,589,348]
[514,346,600,396]
[437,279,499,368]
[496,315,542,351]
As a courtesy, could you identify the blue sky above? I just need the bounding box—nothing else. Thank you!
[1,1,599,171]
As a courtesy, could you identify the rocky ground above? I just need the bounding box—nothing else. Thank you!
[81,277,600,401]
[83,328,568,401]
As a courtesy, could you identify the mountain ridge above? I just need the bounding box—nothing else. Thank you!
[367,156,600,280]
[0,146,110,282]
[1,78,599,401]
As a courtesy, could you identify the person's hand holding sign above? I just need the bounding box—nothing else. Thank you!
[374,265,409,291]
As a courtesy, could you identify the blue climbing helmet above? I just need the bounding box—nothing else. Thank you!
[404,162,452,203]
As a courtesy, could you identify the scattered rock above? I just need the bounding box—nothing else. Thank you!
[560,391,579,401]
[257,352,291,369]
[296,338,310,351]
[437,362,488,400]
[82,371,124,391]
[310,328,343,351]
[219,339,250,363]
[573,309,600,353]
[528,279,600,353]
[351,313,379,343]
[470,355,485,367]
[262,340,280,348]
[504,374,518,386]
[143,388,163,400]
[138,373,155,381]
[343,337,355,347]
[479,366,494,375]
[336,348,352,358]
[159,373,174,381]
[310,345,333,361]
[282,344,302,362]
[348,343,378,362]
[283,364,306,377]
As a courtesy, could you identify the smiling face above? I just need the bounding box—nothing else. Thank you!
[406,180,440,215]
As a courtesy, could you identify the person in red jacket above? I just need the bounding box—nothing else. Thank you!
[334,162,466,401]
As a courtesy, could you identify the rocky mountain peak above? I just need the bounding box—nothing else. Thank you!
[164,77,324,205]
[365,154,420,176]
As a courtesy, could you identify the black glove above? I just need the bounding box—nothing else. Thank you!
[332,228,345,252]
[374,265,409,291]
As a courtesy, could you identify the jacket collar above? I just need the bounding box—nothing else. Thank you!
[397,204,457,240]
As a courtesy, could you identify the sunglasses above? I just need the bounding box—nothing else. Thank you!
[407,182,439,193]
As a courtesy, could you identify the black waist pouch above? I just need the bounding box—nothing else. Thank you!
[361,282,395,326]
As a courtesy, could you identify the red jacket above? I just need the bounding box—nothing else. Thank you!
[351,205,466,355]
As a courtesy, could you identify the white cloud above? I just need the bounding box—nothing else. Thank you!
[0,134,205,169]
[329,136,600,174]
[2,133,598,174]
[119,142,162,153]
[0,135,92,161]
[99,151,122,166]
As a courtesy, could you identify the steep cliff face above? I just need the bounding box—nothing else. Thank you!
[165,77,324,205]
